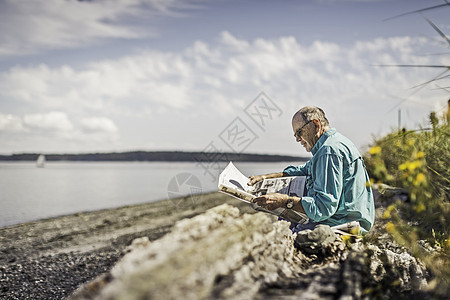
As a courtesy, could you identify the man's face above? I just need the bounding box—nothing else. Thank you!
[292,119,317,152]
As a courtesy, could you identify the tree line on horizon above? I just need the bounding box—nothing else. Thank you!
[0,151,308,163]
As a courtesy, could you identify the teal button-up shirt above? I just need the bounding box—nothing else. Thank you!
[283,128,375,233]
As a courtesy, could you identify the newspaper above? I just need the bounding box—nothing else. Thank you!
[218,162,309,224]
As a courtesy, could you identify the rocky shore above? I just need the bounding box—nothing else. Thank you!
[0,192,253,299]
[0,189,446,299]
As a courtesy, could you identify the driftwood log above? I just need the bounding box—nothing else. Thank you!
[70,200,430,300]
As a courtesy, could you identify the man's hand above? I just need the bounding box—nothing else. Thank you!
[252,193,289,210]
[248,175,265,186]
[248,172,284,186]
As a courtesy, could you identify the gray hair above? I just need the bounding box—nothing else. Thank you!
[294,106,330,127]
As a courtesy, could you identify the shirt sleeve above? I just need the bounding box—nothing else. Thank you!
[283,160,310,176]
[301,153,344,222]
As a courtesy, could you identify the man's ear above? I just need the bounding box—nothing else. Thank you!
[313,119,320,132]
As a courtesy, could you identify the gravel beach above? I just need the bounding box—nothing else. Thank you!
[0,192,252,300]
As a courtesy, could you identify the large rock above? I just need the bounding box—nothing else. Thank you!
[70,204,306,299]
[70,203,431,300]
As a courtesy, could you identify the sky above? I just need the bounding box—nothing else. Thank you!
[0,0,449,156]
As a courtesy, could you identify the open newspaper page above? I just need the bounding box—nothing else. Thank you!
[218,162,309,224]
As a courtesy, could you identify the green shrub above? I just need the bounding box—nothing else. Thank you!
[364,111,450,296]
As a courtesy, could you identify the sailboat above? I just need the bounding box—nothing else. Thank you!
[36,154,46,168]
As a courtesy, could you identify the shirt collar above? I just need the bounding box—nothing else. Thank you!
[311,128,336,155]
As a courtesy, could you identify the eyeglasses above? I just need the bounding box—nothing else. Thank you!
[294,120,313,139]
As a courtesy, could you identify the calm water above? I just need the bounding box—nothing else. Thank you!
[0,161,299,227]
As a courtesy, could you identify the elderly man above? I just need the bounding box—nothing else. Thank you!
[249,106,375,233]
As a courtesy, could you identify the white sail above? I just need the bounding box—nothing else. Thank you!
[36,154,46,168]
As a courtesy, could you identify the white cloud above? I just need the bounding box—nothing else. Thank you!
[81,117,118,133]
[0,114,24,132]
[220,31,250,52]
[2,33,445,113]
[0,112,120,153]
[23,111,74,132]
[0,0,202,58]
[0,111,74,134]
[0,32,448,154]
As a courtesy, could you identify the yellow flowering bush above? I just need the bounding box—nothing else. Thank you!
[364,113,449,296]
[368,146,381,155]
[385,221,396,234]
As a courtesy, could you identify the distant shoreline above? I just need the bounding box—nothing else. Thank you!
[0,150,308,163]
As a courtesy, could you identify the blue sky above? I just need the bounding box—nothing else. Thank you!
[0,0,448,156]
